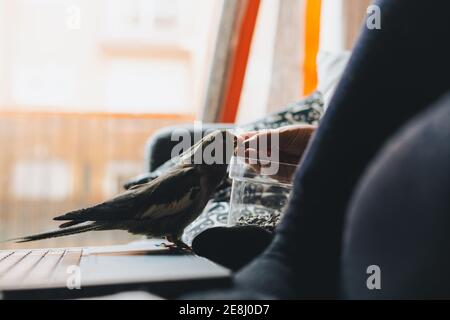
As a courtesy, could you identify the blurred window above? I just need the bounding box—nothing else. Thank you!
[0,0,219,249]
[11,160,72,201]
[101,0,181,44]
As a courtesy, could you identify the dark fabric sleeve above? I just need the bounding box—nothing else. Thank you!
[341,93,450,299]
[269,0,450,298]
[184,0,450,299]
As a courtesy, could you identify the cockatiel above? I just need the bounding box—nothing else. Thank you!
[13,130,236,249]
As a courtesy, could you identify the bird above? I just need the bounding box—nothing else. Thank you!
[12,130,237,249]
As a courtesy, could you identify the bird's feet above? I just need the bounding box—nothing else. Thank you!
[164,237,192,253]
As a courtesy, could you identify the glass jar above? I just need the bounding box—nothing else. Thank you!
[228,156,298,231]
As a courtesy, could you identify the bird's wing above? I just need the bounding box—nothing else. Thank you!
[54,165,201,224]
[135,165,203,220]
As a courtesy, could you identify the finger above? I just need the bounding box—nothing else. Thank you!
[243,130,273,151]
[235,136,248,157]
[236,132,272,157]
[244,148,259,163]
[244,148,275,172]
[243,148,262,173]
[278,125,316,154]
[237,131,259,141]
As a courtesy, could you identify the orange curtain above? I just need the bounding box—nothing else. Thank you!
[302,0,322,96]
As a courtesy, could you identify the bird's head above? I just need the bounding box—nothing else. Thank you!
[180,129,236,181]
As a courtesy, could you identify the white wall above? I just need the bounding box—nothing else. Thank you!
[235,0,280,125]
[319,0,345,53]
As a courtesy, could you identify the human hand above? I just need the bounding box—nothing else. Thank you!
[236,124,316,165]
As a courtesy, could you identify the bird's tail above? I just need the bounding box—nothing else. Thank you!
[7,223,103,243]
[53,205,116,223]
